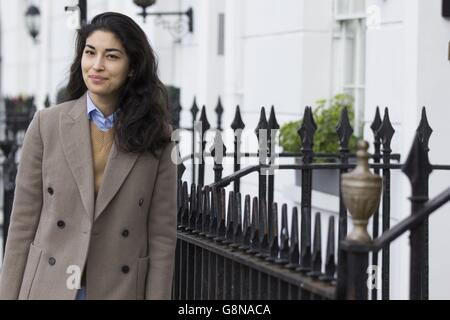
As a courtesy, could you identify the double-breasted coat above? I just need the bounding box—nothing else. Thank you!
[0,92,177,300]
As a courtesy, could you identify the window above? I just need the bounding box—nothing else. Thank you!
[333,0,366,136]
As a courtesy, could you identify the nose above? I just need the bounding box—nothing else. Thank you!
[93,56,105,71]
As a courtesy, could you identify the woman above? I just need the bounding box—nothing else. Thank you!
[0,12,177,300]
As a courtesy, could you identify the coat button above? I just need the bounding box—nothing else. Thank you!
[47,187,54,195]
[139,199,144,206]
[57,220,65,229]
[122,229,129,237]
[121,265,130,274]
[48,257,56,266]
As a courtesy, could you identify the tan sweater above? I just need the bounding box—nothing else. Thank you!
[89,122,115,198]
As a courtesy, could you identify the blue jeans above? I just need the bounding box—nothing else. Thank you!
[75,287,87,300]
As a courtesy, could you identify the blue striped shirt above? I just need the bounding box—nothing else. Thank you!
[86,92,116,132]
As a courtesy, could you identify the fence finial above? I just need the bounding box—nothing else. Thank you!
[215,97,224,131]
[298,106,317,152]
[370,106,382,141]
[402,133,432,193]
[417,107,432,152]
[268,106,280,130]
[336,107,354,151]
[231,105,245,131]
[255,107,269,140]
[377,108,395,153]
[190,97,199,120]
[341,140,382,243]
[199,105,211,134]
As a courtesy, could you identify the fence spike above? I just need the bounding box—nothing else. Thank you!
[402,133,433,192]
[193,185,203,234]
[268,105,280,130]
[199,105,211,136]
[210,130,227,182]
[200,186,211,236]
[240,195,252,251]
[307,212,322,278]
[231,105,245,194]
[256,198,270,259]
[207,186,219,238]
[402,129,432,299]
[336,107,354,151]
[297,207,312,273]
[417,107,432,152]
[254,107,269,140]
[370,106,382,141]
[267,106,279,191]
[186,183,197,231]
[376,108,395,153]
[276,204,289,265]
[197,105,210,187]
[377,108,395,299]
[248,197,260,254]
[179,181,189,229]
[320,216,336,282]
[215,97,224,131]
[231,105,246,131]
[286,207,300,270]
[225,190,235,244]
[267,202,279,262]
[190,97,199,120]
[230,192,243,248]
[214,188,227,243]
[298,106,317,152]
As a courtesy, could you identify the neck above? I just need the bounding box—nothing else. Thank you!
[88,92,118,117]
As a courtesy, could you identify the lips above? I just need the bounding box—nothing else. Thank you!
[89,75,107,80]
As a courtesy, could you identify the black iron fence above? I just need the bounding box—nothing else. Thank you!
[172,98,450,300]
[0,96,36,254]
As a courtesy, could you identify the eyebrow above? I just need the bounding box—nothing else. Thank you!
[85,44,124,54]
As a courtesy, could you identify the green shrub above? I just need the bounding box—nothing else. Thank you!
[278,93,358,154]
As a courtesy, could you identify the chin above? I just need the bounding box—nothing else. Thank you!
[87,87,109,95]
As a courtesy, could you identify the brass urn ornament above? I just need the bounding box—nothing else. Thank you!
[341,140,382,243]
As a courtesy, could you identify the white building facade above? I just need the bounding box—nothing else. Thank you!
[1,0,450,299]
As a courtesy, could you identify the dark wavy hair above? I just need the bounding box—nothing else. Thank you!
[65,12,171,156]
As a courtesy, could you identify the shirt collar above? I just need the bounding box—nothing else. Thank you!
[86,92,116,122]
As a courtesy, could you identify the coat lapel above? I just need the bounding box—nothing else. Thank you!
[59,91,140,223]
[93,142,139,221]
[59,92,95,223]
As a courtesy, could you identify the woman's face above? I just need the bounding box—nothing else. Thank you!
[81,30,131,101]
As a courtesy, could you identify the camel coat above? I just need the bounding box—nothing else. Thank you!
[0,92,177,300]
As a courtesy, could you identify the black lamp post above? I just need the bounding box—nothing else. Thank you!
[133,0,194,34]
[79,0,87,26]
[25,4,41,43]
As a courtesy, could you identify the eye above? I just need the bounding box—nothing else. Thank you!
[84,50,95,56]
[107,55,119,60]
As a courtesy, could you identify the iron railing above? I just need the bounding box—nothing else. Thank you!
[172,98,450,300]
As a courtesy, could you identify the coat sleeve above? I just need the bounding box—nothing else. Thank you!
[145,141,177,300]
[0,110,44,299]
